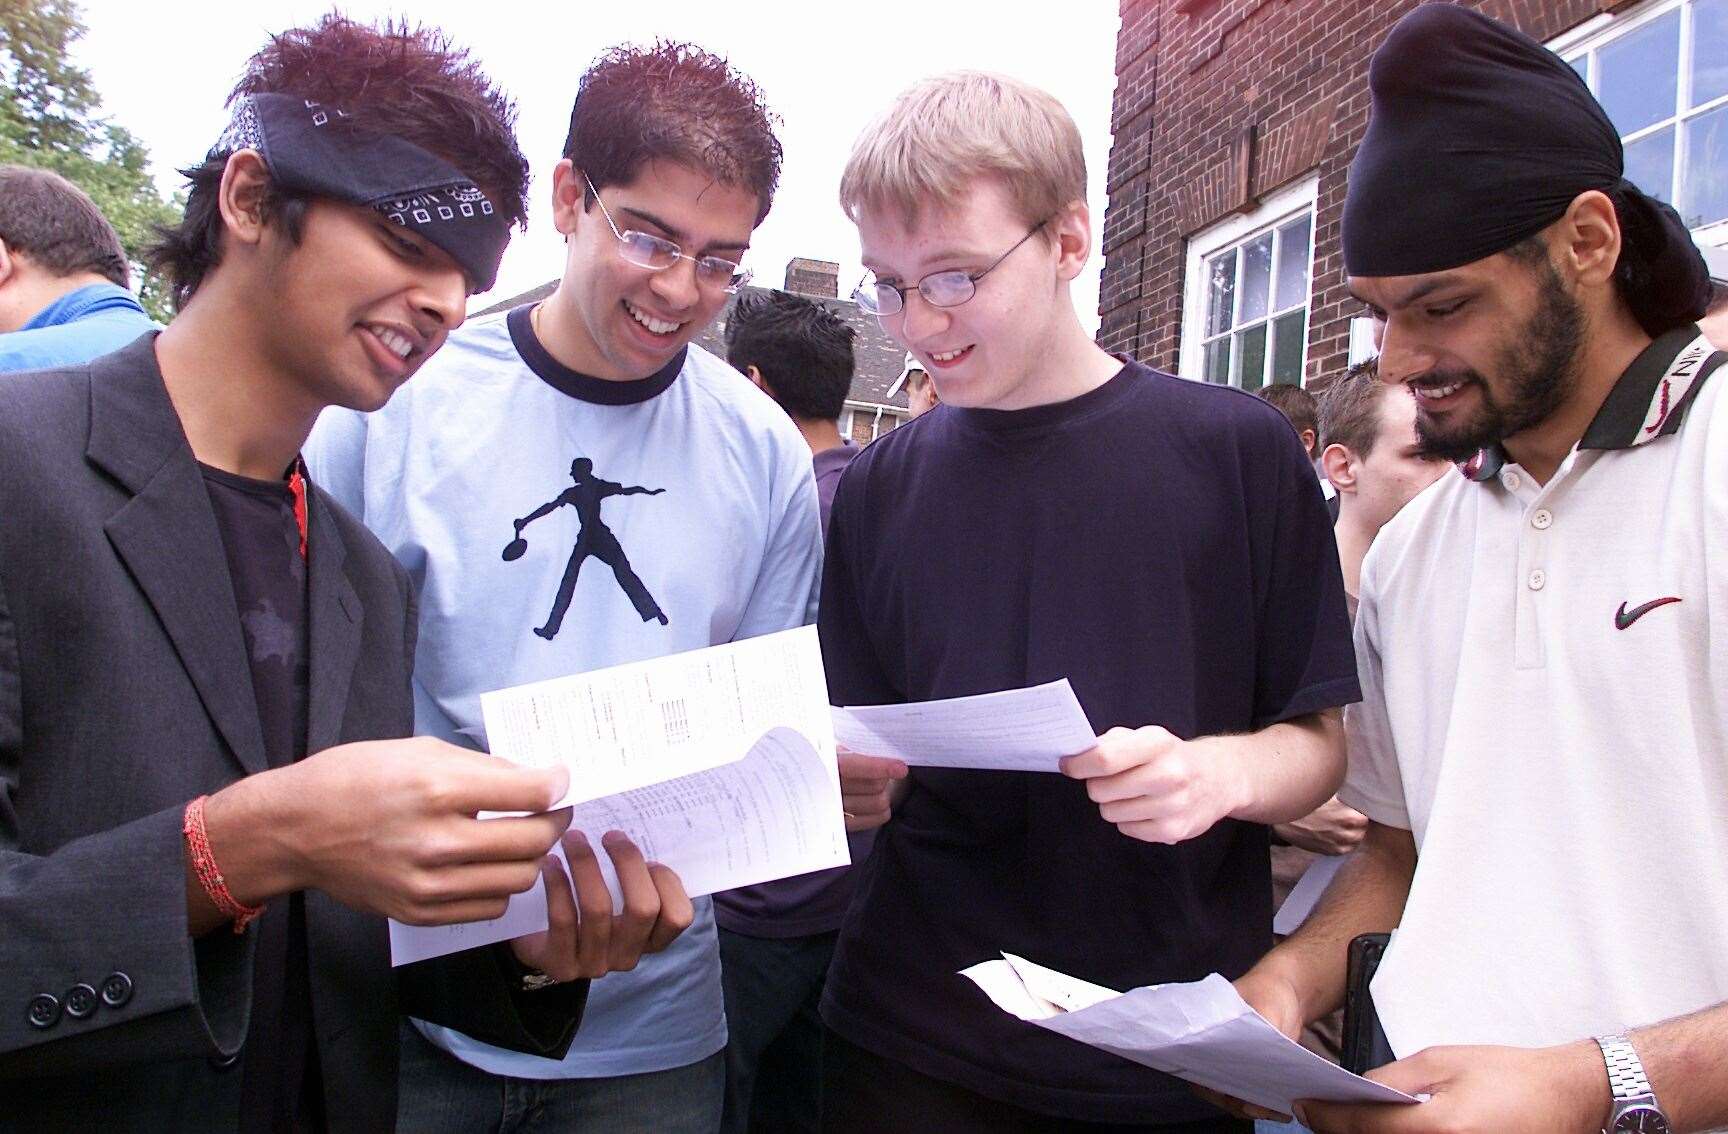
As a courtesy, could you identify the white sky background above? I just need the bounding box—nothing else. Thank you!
[72,1,1122,329]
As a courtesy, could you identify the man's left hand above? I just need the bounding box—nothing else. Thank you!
[507,829,694,982]
[1295,1042,1610,1134]
[1060,726,1246,844]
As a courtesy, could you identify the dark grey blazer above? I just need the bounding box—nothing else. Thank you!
[0,335,584,1130]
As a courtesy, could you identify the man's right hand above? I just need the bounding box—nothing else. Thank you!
[202,737,571,926]
[1193,965,1311,1123]
[838,749,908,832]
[1275,797,1368,857]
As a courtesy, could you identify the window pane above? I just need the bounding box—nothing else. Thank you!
[1239,232,1273,324]
[1205,251,1237,336]
[1683,103,1728,226]
[1204,338,1231,384]
[1567,53,1587,83]
[1597,10,1679,135]
[1274,215,1312,311]
[1272,310,1306,385]
[1234,324,1267,391]
[1625,126,1677,205]
[1692,0,1728,108]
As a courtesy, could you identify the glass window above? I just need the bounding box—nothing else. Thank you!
[1565,0,1728,231]
[1192,204,1316,390]
[1597,11,1680,134]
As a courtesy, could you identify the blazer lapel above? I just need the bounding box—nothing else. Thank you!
[304,485,363,756]
[89,338,269,777]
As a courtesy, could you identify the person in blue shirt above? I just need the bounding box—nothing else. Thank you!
[306,40,822,1134]
[0,165,157,372]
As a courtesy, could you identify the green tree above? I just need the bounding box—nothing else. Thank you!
[0,0,182,320]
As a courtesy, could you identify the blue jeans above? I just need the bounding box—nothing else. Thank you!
[1256,1121,1309,1133]
[719,927,837,1134]
[397,1019,724,1133]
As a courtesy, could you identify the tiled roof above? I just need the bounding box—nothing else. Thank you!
[472,281,910,410]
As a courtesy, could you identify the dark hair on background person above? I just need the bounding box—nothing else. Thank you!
[725,290,855,421]
[1256,382,1320,457]
[149,14,530,307]
[1317,359,1388,458]
[0,166,130,287]
[564,40,783,224]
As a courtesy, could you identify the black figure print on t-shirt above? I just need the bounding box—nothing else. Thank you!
[505,456,669,639]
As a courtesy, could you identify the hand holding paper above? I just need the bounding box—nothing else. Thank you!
[962,954,1420,1117]
[1060,725,1246,845]
[504,829,694,982]
[390,628,846,966]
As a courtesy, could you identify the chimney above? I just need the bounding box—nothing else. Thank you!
[783,257,840,298]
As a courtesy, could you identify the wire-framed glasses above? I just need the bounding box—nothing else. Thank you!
[585,175,752,294]
[852,218,1050,316]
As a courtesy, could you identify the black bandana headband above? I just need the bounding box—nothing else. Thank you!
[213,92,510,292]
[1343,5,1708,337]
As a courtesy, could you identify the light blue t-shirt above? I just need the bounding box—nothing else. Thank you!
[0,283,157,373]
[305,304,823,1079]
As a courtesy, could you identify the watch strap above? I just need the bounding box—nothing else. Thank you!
[1596,1033,1654,1101]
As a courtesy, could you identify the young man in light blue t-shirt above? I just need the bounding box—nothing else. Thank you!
[306,41,822,1133]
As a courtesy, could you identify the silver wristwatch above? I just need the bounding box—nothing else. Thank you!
[1595,1033,1670,1133]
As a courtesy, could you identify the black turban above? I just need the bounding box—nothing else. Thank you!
[1344,3,1709,336]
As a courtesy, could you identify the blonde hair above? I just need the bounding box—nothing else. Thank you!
[840,71,1086,228]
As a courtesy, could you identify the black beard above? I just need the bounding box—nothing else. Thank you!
[1413,259,1586,463]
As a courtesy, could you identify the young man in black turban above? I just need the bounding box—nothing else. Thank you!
[1208,6,1728,1133]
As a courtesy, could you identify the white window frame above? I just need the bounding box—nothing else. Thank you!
[1178,176,1319,388]
[1549,0,1728,246]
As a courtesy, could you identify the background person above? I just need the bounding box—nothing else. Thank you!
[0,164,156,372]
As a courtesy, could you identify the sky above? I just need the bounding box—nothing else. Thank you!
[72,1,1122,328]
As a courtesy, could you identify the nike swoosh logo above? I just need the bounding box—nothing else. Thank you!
[1615,597,1681,630]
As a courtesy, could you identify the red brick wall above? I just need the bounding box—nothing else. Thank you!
[1101,0,1611,390]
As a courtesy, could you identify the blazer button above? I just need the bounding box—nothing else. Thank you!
[100,972,133,1008]
[64,984,98,1019]
[27,993,61,1030]
[209,1049,243,1070]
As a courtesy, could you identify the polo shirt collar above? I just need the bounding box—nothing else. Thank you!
[1460,325,1726,481]
[1578,325,1724,450]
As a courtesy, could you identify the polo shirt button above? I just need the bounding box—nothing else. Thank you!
[26,993,61,1030]
[1528,569,1547,591]
[1532,509,1553,530]
[64,984,98,1020]
[100,972,133,1008]
[1504,471,1522,491]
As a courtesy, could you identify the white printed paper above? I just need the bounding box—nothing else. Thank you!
[387,880,553,968]
[831,679,1096,772]
[480,625,831,808]
[564,725,848,899]
[390,628,843,966]
[963,954,1419,1115]
[1273,853,1348,936]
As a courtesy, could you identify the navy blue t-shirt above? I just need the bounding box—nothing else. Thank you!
[817,360,1359,1123]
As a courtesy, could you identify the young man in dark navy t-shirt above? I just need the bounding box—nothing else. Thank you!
[823,71,1360,1132]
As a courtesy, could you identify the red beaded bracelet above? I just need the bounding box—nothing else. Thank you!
[183,795,265,934]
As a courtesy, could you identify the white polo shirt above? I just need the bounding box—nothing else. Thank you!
[1341,327,1728,1058]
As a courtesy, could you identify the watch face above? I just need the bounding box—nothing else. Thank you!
[1613,1105,1671,1134]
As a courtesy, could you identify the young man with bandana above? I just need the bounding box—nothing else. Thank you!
[1213,8,1728,1133]
[306,41,821,1133]
[0,18,689,1131]
[820,71,1358,1132]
